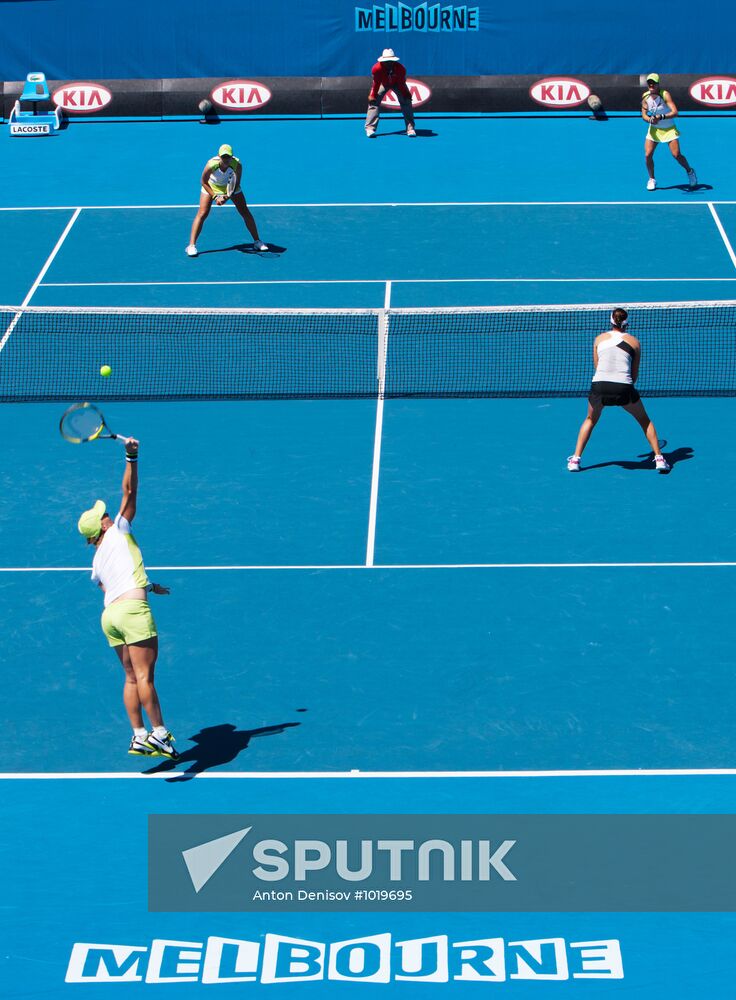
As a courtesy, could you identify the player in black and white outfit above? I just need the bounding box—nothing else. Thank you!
[567,308,670,472]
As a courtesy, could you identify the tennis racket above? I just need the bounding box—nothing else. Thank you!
[226,172,238,198]
[59,402,128,445]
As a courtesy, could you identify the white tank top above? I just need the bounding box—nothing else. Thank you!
[644,91,670,120]
[592,331,634,385]
[91,514,149,606]
[206,156,240,191]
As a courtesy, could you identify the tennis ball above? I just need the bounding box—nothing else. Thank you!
[198,99,212,114]
[100,365,112,378]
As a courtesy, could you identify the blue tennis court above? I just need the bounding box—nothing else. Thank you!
[2,113,736,995]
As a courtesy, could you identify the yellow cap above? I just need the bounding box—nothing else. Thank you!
[218,144,233,157]
[646,73,660,84]
[77,500,107,539]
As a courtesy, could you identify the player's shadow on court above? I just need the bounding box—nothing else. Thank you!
[197,243,287,256]
[658,183,713,193]
[582,445,694,473]
[142,721,300,781]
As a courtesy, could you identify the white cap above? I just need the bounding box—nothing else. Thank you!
[378,48,400,62]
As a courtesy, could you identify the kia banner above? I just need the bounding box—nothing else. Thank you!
[689,76,736,108]
[4,74,734,121]
[162,78,322,117]
[3,79,162,119]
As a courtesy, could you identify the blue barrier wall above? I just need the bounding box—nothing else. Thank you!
[0,0,729,81]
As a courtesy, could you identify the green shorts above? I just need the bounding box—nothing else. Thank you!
[202,184,241,197]
[101,599,158,648]
[647,123,680,144]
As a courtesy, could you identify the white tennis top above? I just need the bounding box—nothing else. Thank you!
[643,91,671,119]
[592,331,634,385]
[205,156,241,190]
[91,514,149,607]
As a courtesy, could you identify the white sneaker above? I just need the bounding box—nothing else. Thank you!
[567,455,581,472]
[406,124,416,137]
[654,454,670,473]
[253,240,268,252]
[185,245,198,257]
[128,735,155,756]
[143,730,180,760]
[365,127,376,138]
[646,178,656,191]
[687,168,697,187]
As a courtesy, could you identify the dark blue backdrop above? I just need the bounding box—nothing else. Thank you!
[0,0,729,80]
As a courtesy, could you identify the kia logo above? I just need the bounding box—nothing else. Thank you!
[380,79,432,109]
[52,83,112,112]
[690,77,736,107]
[211,80,272,111]
[530,77,590,107]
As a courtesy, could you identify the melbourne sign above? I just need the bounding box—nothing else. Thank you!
[66,933,624,984]
[355,4,480,31]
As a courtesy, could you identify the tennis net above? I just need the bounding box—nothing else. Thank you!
[1,301,735,401]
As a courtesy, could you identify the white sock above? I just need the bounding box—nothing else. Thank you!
[152,725,168,739]
[134,727,148,740]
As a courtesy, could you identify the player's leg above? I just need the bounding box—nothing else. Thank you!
[231,191,267,250]
[624,399,669,470]
[114,643,155,755]
[645,137,657,189]
[668,138,696,185]
[127,637,180,758]
[568,400,602,469]
[114,643,144,728]
[127,638,164,728]
[187,189,213,255]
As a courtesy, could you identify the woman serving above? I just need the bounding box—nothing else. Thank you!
[78,438,179,759]
[186,143,268,256]
[567,308,670,473]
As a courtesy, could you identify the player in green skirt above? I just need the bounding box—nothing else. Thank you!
[642,74,697,191]
[186,143,267,256]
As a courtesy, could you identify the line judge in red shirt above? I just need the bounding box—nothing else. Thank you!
[365,48,416,138]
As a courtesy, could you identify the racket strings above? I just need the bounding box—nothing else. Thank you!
[60,404,105,442]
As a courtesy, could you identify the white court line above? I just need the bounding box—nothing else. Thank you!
[2,201,736,211]
[708,203,736,270]
[2,562,735,572]
[0,208,81,353]
[0,768,734,779]
[365,282,390,567]
[39,277,736,288]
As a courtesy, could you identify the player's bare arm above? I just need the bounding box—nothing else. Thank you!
[119,437,139,522]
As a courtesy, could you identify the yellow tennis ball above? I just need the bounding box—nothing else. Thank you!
[100,365,112,378]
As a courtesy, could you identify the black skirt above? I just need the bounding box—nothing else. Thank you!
[589,381,641,407]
